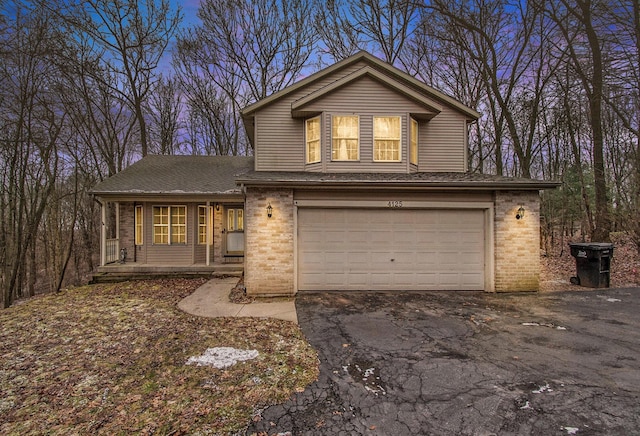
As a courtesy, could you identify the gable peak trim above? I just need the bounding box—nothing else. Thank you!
[291,65,443,116]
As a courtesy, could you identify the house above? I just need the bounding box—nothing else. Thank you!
[91,156,253,275]
[92,51,559,293]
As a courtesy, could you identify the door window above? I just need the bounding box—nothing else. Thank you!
[227,208,244,232]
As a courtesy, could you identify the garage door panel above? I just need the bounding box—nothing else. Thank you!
[298,208,485,291]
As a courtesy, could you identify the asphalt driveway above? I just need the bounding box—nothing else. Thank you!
[248,288,640,435]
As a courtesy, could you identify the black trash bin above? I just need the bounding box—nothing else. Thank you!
[569,242,614,288]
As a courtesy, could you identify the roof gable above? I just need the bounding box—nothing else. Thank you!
[291,65,443,119]
[241,51,480,120]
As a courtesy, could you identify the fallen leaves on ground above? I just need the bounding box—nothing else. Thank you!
[540,233,640,291]
[0,279,319,435]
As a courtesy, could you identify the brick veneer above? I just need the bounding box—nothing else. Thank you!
[244,188,295,295]
[118,202,135,262]
[494,191,541,292]
[213,204,223,262]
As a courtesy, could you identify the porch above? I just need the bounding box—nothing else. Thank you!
[90,262,244,284]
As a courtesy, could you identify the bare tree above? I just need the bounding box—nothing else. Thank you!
[188,0,317,103]
[315,0,363,62]
[537,0,612,241]
[424,0,561,178]
[149,75,182,155]
[0,3,64,306]
[51,0,181,157]
[60,43,138,178]
[316,0,418,65]
[174,37,249,155]
[175,0,317,154]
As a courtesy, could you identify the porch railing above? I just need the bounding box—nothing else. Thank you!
[105,238,120,264]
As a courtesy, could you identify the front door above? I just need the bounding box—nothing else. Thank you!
[225,207,244,255]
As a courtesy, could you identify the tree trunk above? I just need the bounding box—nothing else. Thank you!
[581,1,610,241]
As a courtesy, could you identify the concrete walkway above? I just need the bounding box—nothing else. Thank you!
[178,277,298,323]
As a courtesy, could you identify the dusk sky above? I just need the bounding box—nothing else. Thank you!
[160,0,202,74]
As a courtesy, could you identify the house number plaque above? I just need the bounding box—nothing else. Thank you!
[387,200,403,208]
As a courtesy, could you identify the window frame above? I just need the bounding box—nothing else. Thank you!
[305,116,321,164]
[170,206,186,244]
[331,115,360,161]
[152,205,187,245]
[373,116,402,162]
[198,205,210,245]
[410,117,418,165]
[135,205,144,246]
[227,208,244,232]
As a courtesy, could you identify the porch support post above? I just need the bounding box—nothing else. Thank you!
[100,199,106,267]
[206,201,211,266]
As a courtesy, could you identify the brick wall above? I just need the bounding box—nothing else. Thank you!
[213,204,223,263]
[118,202,135,263]
[244,188,295,296]
[494,191,541,292]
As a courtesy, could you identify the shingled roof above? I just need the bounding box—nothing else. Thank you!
[236,170,560,190]
[92,155,254,196]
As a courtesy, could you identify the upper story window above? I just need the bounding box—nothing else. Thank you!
[373,116,401,162]
[153,205,186,245]
[332,115,359,161]
[410,118,418,165]
[306,117,321,164]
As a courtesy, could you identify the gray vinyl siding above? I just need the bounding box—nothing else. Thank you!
[255,63,365,171]
[419,106,467,172]
[302,76,428,113]
[307,77,419,172]
[320,111,409,173]
[144,203,196,265]
[254,64,470,173]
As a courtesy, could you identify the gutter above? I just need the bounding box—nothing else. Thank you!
[234,179,562,191]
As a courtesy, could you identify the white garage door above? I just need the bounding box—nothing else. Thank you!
[297,208,485,291]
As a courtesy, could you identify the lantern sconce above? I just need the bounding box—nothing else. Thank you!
[516,205,525,220]
[266,202,273,218]
[215,203,220,211]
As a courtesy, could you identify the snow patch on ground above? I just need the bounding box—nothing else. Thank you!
[606,298,621,302]
[562,426,579,434]
[522,322,567,330]
[519,400,532,410]
[532,383,553,394]
[186,347,259,369]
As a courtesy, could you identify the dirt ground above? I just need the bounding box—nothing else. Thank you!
[539,233,640,292]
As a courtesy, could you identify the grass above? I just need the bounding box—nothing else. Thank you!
[0,279,319,435]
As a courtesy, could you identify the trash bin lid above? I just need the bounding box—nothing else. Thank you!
[569,242,614,250]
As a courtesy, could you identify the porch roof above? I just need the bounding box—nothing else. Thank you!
[236,170,561,190]
[92,155,254,196]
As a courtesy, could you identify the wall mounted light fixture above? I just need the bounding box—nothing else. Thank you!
[215,203,220,211]
[516,205,525,220]
[266,203,273,218]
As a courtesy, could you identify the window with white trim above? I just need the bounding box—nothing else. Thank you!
[153,206,186,244]
[332,115,359,160]
[135,205,143,245]
[198,206,209,245]
[306,116,321,163]
[410,118,418,165]
[373,116,401,162]
[227,208,244,232]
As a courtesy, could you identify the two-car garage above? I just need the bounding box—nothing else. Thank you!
[296,205,491,291]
